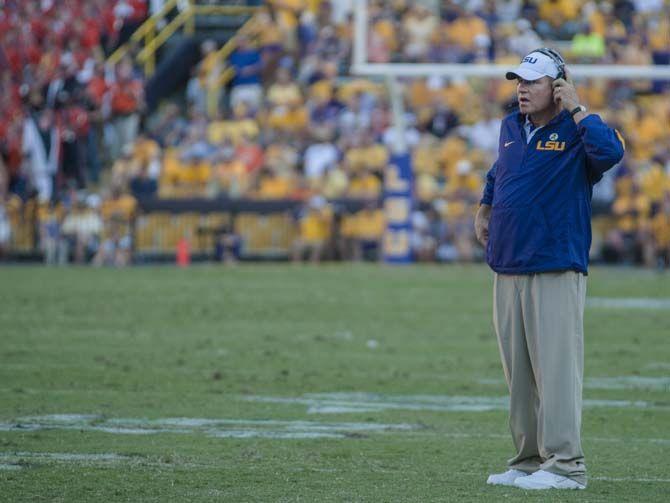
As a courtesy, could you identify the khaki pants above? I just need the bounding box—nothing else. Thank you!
[493,271,587,486]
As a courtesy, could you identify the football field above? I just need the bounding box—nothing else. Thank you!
[1,264,668,502]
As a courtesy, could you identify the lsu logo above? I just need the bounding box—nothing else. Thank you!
[523,56,538,64]
[536,140,565,151]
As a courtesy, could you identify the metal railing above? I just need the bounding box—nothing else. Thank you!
[1,198,377,262]
[107,0,258,77]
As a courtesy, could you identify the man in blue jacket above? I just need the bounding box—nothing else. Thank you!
[475,49,625,490]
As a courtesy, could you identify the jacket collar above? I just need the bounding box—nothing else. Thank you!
[516,109,570,128]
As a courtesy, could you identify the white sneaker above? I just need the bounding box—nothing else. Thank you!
[513,469,586,490]
[486,469,529,486]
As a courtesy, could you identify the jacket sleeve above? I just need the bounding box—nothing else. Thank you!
[578,114,625,184]
[480,160,497,206]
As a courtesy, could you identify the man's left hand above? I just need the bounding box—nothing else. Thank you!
[552,69,580,111]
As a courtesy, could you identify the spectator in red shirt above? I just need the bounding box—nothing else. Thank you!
[59,91,90,190]
[107,59,145,162]
[81,61,107,184]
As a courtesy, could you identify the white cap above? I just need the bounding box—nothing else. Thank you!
[506,51,561,81]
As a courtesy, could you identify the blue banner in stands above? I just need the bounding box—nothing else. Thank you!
[383,152,413,264]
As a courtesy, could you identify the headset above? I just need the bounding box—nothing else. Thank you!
[533,47,566,80]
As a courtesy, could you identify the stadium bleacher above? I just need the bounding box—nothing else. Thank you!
[0,0,669,266]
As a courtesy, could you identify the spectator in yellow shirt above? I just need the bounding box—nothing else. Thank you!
[292,195,332,263]
[266,93,309,137]
[606,178,651,263]
[369,13,396,63]
[536,0,580,40]
[416,173,440,203]
[612,180,651,235]
[321,166,349,199]
[628,107,666,161]
[440,135,468,179]
[401,4,439,61]
[267,67,303,107]
[347,172,382,199]
[445,10,489,60]
[111,145,140,189]
[639,163,668,205]
[256,167,296,199]
[344,132,389,175]
[445,159,481,203]
[350,202,385,261]
[208,103,260,146]
[101,186,137,226]
[213,141,252,198]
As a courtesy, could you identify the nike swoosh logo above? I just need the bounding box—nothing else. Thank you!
[504,141,515,147]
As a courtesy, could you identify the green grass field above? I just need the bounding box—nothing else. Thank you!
[0,264,668,502]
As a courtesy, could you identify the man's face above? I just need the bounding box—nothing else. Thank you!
[516,76,554,115]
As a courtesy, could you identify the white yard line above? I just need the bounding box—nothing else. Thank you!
[3,409,668,446]
[0,451,136,470]
[586,376,670,390]
[0,463,23,470]
[0,451,212,470]
[592,476,670,483]
[586,297,670,310]
[0,452,132,462]
[645,362,670,371]
[430,432,670,446]
[0,415,419,440]
[245,393,670,414]
[479,376,670,391]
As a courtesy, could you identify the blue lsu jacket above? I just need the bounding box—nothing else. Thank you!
[480,110,625,275]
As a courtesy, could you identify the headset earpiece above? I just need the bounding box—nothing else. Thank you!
[534,47,566,80]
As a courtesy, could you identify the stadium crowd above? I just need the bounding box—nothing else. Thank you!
[1,0,669,267]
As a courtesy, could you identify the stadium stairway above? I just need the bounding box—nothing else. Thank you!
[145,12,252,113]
[110,2,256,113]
